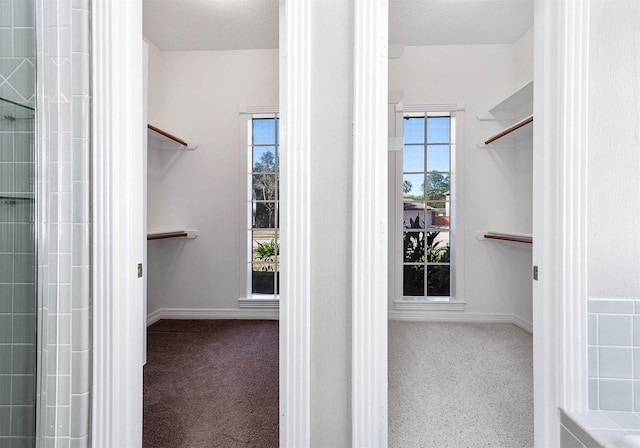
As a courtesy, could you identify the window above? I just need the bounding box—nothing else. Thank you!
[402,112,454,299]
[248,114,280,297]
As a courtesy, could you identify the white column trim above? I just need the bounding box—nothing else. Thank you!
[91,0,144,446]
[533,0,590,446]
[352,0,389,446]
[279,0,311,446]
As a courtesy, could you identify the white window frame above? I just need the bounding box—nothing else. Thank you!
[392,103,466,310]
[238,108,280,309]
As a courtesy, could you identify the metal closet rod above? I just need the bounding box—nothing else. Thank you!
[148,124,188,147]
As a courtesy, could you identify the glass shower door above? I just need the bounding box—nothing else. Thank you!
[0,0,38,444]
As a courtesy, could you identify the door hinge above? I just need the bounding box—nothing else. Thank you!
[533,265,538,281]
[138,263,143,278]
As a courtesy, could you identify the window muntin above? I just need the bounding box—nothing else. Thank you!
[402,112,454,298]
[248,115,280,296]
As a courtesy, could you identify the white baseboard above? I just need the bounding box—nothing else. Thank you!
[147,309,162,326]
[148,307,533,333]
[147,307,279,326]
[389,310,533,333]
[511,314,533,334]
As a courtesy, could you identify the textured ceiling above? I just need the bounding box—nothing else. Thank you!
[390,0,533,46]
[143,0,533,51]
[143,0,279,51]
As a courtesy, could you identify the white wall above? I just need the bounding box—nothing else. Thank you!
[389,43,533,325]
[146,43,278,316]
[585,0,640,412]
[515,27,534,88]
[587,0,640,299]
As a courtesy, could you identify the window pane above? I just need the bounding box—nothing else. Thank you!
[403,173,424,201]
[403,231,424,263]
[252,264,275,294]
[427,117,450,143]
[425,230,449,263]
[252,202,277,228]
[403,265,424,296]
[404,117,424,144]
[403,201,425,229]
[252,229,277,256]
[252,173,277,200]
[425,173,450,205]
[427,265,450,296]
[253,118,276,145]
[403,145,424,173]
[427,145,450,172]
[425,201,450,230]
[253,146,276,172]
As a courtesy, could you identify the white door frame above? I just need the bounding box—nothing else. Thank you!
[532,0,590,446]
[91,0,144,446]
[91,0,591,446]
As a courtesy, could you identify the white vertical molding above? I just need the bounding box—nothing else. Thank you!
[279,0,311,446]
[533,0,589,446]
[559,0,589,413]
[91,0,144,447]
[352,0,388,446]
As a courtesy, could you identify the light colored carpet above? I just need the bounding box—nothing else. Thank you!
[389,322,534,448]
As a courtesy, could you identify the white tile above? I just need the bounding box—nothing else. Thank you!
[13,0,35,27]
[600,315,633,346]
[599,347,632,379]
[635,300,640,314]
[72,223,89,266]
[71,52,89,96]
[59,192,72,223]
[71,96,89,139]
[71,181,88,223]
[635,316,640,347]
[0,0,11,26]
[71,350,88,395]
[70,394,89,437]
[55,405,71,437]
[13,253,35,283]
[59,253,71,283]
[11,405,35,436]
[71,9,89,54]
[59,222,72,253]
[601,411,640,431]
[71,138,87,181]
[635,349,640,379]
[600,380,633,411]
[560,425,586,448]
[0,30,13,58]
[588,314,597,345]
[635,382,640,412]
[589,347,598,377]
[71,308,88,351]
[71,266,89,309]
[589,299,635,314]
[12,29,34,58]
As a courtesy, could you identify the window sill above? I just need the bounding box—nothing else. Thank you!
[394,298,467,311]
[238,296,280,309]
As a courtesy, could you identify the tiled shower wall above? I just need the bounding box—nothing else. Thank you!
[36,0,91,446]
[588,298,640,412]
[0,0,37,446]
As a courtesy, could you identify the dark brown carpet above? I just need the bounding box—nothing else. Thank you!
[143,320,279,448]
